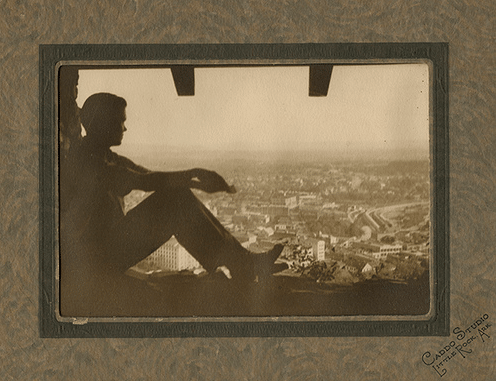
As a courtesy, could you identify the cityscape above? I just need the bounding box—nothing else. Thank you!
[127,149,431,286]
[73,65,432,315]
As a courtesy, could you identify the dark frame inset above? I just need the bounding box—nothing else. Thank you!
[40,43,449,337]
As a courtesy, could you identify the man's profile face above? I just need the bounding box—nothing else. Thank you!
[106,107,127,147]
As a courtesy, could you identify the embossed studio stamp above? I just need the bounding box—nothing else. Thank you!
[421,314,491,377]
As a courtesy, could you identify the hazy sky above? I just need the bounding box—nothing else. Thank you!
[76,64,429,156]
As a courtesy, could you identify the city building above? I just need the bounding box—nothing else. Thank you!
[247,212,270,225]
[232,214,249,226]
[371,252,388,260]
[232,232,257,248]
[143,236,202,271]
[361,263,376,274]
[304,238,326,261]
[354,242,402,255]
[353,241,402,260]
[284,195,299,209]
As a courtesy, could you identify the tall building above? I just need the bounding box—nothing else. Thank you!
[303,238,326,261]
[143,236,203,271]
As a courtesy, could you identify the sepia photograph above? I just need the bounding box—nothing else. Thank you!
[39,43,449,337]
[2,0,493,374]
[59,62,432,319]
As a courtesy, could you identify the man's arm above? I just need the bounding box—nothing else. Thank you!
[107,164,236,196]
[143,168,236,194]
[110,151,235,193]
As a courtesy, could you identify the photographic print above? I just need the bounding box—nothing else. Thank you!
[40,44,449,337]
[3,0,494,375]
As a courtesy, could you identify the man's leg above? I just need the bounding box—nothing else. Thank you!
[106,187,283,279]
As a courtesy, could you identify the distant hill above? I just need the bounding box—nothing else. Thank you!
[381,160,430,175]
[113,144,430,172]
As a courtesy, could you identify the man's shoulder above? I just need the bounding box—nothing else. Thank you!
[108,150,150,173]
[107,149,132,165]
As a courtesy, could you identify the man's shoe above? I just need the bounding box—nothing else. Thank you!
[230,244,285,282]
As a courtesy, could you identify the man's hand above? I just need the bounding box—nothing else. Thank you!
[190,168,237,194]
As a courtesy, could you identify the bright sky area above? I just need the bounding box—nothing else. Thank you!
[76,64,430,157]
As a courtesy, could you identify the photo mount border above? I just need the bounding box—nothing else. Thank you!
[39,43,449,338]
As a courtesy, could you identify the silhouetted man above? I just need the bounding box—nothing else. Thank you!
[60,92,284,301]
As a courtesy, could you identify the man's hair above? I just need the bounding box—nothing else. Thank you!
[80,93,127,134]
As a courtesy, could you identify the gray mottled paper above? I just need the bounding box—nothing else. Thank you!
[1,0,495,380]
